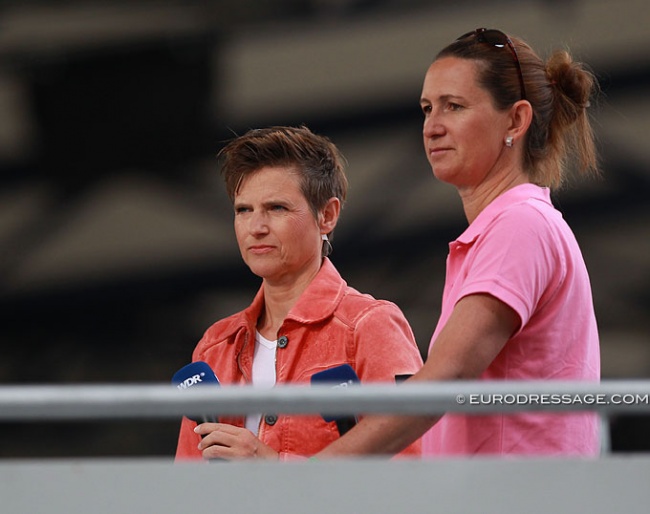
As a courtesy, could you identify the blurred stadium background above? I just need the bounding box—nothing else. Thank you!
[1,0,649,457]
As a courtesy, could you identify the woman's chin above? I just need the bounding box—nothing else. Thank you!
[431,168,453,185]
[245,257,278,278]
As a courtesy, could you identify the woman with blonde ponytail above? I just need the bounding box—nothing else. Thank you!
[317,29,601,458]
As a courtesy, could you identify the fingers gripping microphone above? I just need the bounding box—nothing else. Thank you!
[310,364,360,436]
[171,361,220,423]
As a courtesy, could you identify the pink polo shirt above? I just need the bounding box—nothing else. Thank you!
[423,184,600,457]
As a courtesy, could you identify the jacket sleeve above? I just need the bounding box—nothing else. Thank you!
[352,300,423,379]
[175,416,203,461]
[351,300,424,458]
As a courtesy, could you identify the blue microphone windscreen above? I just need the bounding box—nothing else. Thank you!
[311,364,360,423]
[310,364,359,386]
[172,361,220,390]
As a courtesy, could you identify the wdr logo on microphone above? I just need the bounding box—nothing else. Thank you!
[176,372,205,390]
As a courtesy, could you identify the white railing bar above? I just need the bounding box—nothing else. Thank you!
[0,381,648,421]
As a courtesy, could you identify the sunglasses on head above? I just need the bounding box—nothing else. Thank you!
[456,28,527,101]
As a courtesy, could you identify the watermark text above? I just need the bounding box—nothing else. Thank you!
[455,393,649,406]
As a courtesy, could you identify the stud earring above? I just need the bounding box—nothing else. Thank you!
[505,136,514,147]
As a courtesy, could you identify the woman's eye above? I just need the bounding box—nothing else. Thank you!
[421,105,432,115]
[447,102,463,111]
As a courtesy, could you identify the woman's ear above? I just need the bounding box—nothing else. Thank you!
[319,197,341,234]
[507,99,533,142]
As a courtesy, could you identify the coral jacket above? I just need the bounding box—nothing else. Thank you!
[176,258,423,460]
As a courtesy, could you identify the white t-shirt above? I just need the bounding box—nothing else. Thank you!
[245,331,277,435]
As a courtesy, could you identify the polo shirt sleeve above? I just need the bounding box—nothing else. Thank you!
[458,204,564,332]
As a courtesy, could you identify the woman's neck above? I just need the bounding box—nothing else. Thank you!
[458,170,528,224]
[257,260,322,340]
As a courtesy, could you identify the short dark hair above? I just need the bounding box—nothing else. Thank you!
[218,125,348,218]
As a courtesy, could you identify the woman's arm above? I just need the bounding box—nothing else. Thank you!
[316,293,520,457]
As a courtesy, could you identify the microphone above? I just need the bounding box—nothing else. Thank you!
[310,364,360,436]
[171,361,220,424]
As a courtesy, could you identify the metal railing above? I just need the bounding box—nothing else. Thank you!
[1,380,650,514]
[1,380,648,420]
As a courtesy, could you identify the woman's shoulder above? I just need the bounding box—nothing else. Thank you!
[488,194,565,238]
[335,285,407,324]
[194,309,250,354]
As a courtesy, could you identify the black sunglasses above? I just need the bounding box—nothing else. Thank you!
[456,28,527,101]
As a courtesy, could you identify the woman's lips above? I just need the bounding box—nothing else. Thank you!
[429,147,451,157]
[249,245,275,254]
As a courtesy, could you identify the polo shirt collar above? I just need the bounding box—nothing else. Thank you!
[456,183,551,245]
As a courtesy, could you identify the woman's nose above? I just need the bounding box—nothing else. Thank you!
[249,210,270,235]
[423,115,444,138]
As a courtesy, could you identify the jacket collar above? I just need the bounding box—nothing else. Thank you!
[220,257,346,339]
[456,183,551,245]
[283,257,346,324]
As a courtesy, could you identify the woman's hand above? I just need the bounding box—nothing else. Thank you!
[194,423,279,460]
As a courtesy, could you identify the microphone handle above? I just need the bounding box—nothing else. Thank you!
[196,416,225,462]
[200,415,218,424]
[335,417,357,436]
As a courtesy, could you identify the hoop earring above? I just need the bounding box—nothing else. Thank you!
[505,136,514,148]
[321,233,333,257]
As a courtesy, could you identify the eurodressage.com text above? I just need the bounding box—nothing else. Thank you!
[464,393,649,406]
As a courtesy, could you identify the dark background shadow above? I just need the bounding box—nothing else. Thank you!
[1,0,648,457]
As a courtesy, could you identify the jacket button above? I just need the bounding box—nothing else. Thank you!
[264,414,278,426]
[277,335,288,348]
